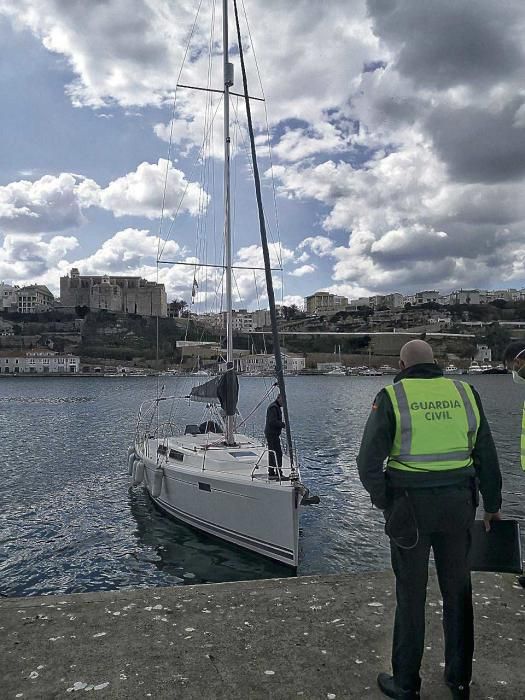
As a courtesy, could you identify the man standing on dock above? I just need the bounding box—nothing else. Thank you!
[357,339,502,700]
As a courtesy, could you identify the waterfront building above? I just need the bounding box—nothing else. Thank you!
[0,350,80,374]
[60,268,167,317]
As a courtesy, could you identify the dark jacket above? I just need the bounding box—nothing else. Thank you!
[357,363,502,512]
[265,400,285,438]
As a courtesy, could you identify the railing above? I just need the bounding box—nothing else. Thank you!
[251,448,287,484]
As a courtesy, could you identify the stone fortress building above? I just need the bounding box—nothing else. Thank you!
[60,268,167,317]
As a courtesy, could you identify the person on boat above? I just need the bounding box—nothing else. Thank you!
[357,339,502,700]
[264,393,288,480]
[503,341,525,589]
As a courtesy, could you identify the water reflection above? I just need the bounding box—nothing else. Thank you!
[127,487,294,586]
[0,374,523,597]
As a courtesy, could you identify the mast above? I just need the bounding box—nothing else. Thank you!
[232,0,296,472]
[223,0,235,444]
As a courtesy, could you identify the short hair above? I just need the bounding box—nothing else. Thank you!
[503,341,525,363]
[400,339,434,367]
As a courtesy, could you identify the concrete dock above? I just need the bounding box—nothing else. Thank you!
[1,571,524,699]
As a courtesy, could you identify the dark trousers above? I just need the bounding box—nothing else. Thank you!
[386,486,475,692]
[266,434,282,470]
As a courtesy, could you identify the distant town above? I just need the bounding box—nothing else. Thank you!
[1,268,525,375]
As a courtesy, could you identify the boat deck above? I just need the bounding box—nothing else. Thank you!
[146,432,296,484]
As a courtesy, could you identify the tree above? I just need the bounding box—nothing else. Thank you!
[75,305,90,318]
[280,305,293,320]
[169,299,188,317]
[484,322,512,360]
[288,304,299,319]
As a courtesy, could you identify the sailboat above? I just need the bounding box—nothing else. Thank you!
[127,0,317,568]
[326,344,346,375]
[191,355,209,377]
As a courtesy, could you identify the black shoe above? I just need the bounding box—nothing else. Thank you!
[518,575,525,588]
[377,673,420,699]
[268,470,290,481]
[447,683,470,699]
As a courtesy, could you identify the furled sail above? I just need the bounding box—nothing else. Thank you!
[189,368,239,416]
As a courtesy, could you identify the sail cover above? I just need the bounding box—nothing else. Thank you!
[189,369,239,416]
[189,376,220,403]
[217,368,239,416]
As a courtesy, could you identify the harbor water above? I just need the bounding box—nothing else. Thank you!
[0,374,523,597]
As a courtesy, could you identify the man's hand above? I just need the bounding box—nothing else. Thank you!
[483,510,502,532]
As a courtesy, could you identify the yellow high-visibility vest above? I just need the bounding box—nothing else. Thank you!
[385,377,480,472]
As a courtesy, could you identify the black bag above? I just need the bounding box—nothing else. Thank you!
[470,520,523,574]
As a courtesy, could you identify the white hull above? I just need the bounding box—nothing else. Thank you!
[132,433,301,567]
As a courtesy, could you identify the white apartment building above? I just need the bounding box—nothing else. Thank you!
[305,292,348,315]
[369,293,404,309]
[349,297,371,308]
[449,290,481,305]
[195,313,223,329]
[0,351,80,374]
[17,285,54,313]
[405,290,440,305]
[222,309,271,332]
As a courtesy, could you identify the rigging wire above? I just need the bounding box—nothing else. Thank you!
[157,0,206,258]
[240,0,283,269]
[158,95,223,260]
[230,98,280,267]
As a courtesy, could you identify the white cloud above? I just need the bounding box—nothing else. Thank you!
[0,233,78,287]
[0,161,206,240]
[3,0,525,296]
[95,159,207,219]
[0,1,377,156]
[275,145,525,292]
[298,236,336,257]
[272,122,350,163]
[0,173,86,234]
[280,294,305,309]
[70,228,181,275]
[289,264,315,277]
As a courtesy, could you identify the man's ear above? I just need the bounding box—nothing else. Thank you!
[399,360,406,370]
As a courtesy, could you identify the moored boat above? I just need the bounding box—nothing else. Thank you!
[127,0,318,568]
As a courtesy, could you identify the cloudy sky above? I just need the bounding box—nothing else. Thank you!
[1,0,525,311]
